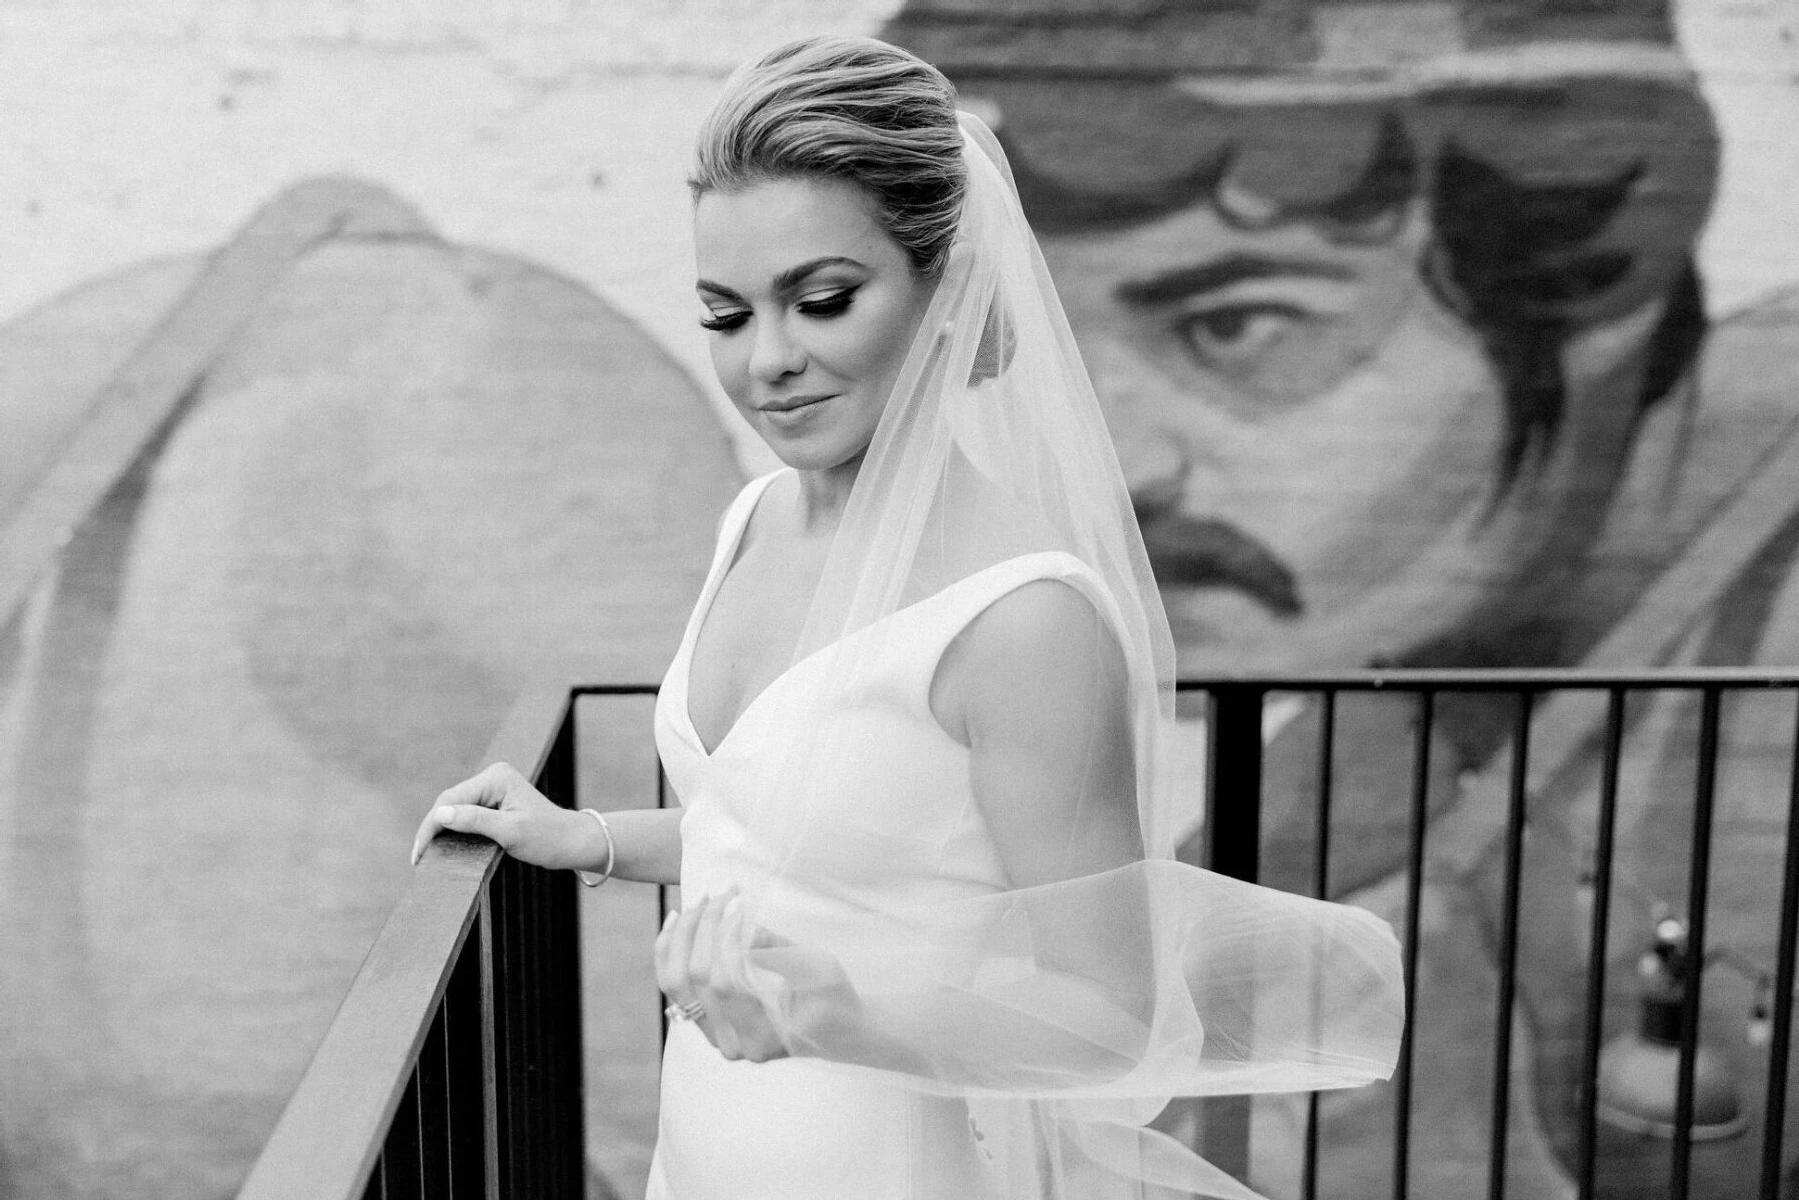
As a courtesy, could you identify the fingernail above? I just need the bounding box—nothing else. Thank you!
[435,806,454,824]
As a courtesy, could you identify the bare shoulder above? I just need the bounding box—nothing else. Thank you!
[961,577,1108,659]
[933,576,1128,742]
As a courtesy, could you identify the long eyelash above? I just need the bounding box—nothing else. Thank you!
[798,289,855,316]
[699,312,748,332]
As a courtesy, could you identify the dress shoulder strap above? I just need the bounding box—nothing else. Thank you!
[700,469,787,583]
[893,551,1127,707]
[927,551,1121,646]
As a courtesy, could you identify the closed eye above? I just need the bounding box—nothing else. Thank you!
[797,288,855,318]
[699,310,750,333]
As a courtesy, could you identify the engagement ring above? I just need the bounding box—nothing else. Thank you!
[665,999,705,1024]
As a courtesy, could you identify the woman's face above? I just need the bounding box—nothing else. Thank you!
[692,176,936,473]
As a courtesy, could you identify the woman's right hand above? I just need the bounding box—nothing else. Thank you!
[409,762,590,871]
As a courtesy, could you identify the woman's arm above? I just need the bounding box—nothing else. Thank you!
[411,761,683,886]
[932,577,1143,886]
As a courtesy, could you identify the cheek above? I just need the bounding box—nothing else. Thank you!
[812,311,913,393]
[708,337,752,407]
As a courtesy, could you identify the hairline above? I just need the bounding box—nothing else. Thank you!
[691,166,952,281]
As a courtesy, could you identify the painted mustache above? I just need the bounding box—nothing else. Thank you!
[1137,514,1305,618]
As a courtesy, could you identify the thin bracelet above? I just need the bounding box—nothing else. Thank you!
[574,808,616,888]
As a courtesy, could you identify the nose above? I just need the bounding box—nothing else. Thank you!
[747,316,806,384]
[1109,416,1188,522]
[1078,338,1191,520]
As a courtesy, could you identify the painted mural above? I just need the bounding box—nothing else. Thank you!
[0,1,1794,1198]
[882,0,1799,1196]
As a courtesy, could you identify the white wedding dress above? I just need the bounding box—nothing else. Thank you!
[637,104,1403,1200]
[644,469,1116,1200]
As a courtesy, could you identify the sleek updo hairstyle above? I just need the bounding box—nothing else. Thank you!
[691,35,966,279]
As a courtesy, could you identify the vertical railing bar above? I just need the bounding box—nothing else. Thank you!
[412,1007,443,1197]
[526,777,544,1196]
[380,1068,422,1200]
[1204,683,1264,883]
[543,872,557,1196]
[524,867,542,1199]
[490,862,509,1196]
[568,791,587,1200]
[1488,688,1534,1200]
[1302,687,1337,1200]
[523,851,539,1192]
[515,864,530,1200]
[658,759,672,1050]
[538,868,553,1196]
[543,869,560,1198]
[523,866,541,1199]
[1202,683,1264,1180]
[1758,687,1799,1200]
[451,912,489,1200]
[504,862,520,1199]
[559,867,583,1197]
[414,1025,431,1198]
[546,875,566,1199]
[415,1064,428,1197]
[540,705,578,1196]
[445,935,462,1200]
[539,869,556,1199]
[570,868,585,1194]
[439,992,455,1200]
[1394,687,1434,1200]
[506,862,527,1200]
[1671,686,1722,1200]
[479,887,500,1200]
[1577,687,1626,1200]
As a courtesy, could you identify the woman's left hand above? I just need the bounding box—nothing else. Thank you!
[655,888,856,1063]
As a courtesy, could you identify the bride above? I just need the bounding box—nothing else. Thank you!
[412,33,1403,1200]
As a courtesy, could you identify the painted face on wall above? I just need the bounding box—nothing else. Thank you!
[1042,197,1520,671]
[692,176,935,476]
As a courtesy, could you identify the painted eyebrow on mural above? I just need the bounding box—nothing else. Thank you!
[1114,253,1356,307]
[696,255,867,302]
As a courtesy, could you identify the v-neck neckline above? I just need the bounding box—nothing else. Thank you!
[682,471,797,758]
[678,474,1088,760]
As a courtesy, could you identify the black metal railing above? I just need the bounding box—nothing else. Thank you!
[242,668,1799,1200]
[1195,669,1799,1200]
[237,683,585,1200]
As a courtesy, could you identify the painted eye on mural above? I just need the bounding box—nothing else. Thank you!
[1173,303,1307,374]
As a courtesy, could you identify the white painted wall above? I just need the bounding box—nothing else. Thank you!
[0,0,1792,481]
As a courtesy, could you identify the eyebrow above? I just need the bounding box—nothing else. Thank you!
[696,255,866,302]
[1115,253,1357,307]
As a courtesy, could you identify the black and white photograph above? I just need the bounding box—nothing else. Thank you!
[3,2,1798,1197]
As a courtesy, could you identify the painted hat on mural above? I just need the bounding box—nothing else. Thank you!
[883,0,1718,321]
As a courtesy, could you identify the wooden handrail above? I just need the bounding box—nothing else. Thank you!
[238,681,576,1200]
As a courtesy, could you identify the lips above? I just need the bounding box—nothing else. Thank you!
[758,394,835,414]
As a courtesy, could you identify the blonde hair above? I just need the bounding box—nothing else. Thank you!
[691,35,966,278]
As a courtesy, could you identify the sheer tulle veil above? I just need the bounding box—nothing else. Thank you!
[735,112,1405,1199]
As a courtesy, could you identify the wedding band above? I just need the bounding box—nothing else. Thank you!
[665,999,705,1024]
